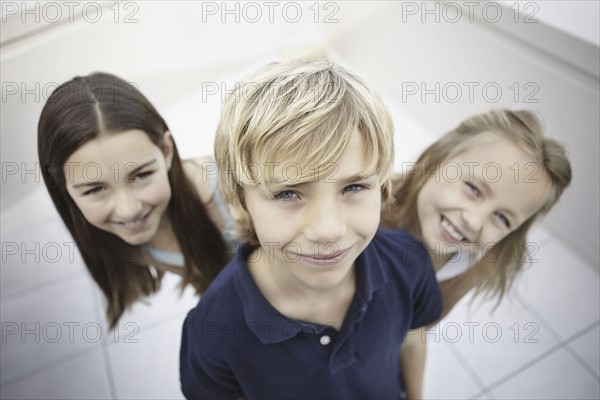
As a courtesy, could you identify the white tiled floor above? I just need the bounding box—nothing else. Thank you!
[2,69,599,399]
[420,226,600,400]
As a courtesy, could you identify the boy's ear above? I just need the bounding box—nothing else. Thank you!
[162,131,174,170]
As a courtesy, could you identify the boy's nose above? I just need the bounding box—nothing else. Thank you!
[304,204,347,244]
[113,190,143,221]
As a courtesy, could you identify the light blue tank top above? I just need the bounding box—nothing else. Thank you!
[142,171,237,268]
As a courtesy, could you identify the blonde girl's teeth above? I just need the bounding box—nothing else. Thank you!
[442,218,464,241]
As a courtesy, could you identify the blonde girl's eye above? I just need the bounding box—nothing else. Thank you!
[495,211,511,228]
[273,190,299,201]
[465,182,481,198]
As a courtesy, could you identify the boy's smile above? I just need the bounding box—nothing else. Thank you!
[291,244,355,266]
[241,128,382,296]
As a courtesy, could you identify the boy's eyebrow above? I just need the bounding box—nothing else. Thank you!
[333,173,376,185]
[71,159,156,188]
[269,173,376,188]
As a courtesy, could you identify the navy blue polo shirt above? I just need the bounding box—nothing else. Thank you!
[180,228,441,399]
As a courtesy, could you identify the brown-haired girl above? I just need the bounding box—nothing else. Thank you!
[38,72,236,329]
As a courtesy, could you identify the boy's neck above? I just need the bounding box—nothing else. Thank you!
[247,246,356,330]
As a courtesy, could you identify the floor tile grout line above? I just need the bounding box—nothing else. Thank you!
[513,291,565,342]
[563,320,600,343]
[471,284,599,398]
[78,270,196,345]
[526,232,599,276]
[514,291,600,380]
[472,340,564,398]
[444,342,491,398]
[563,341,600,383]
[473,320,600,397]
[561,320,600,382]
[0,284,191,392]
[0,270,86,302]
[103,310,191,349]
[88,275,117,399]
[0,344,103,389]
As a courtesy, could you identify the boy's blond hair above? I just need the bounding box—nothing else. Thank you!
[215,59,395,243]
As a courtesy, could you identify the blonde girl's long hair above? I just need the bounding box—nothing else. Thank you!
[383,109,572,303]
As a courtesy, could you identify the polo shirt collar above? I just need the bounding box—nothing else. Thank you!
[232,240,389,345]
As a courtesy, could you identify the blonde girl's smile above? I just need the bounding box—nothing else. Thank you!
[439,215,471,243]
[417,131,552,264]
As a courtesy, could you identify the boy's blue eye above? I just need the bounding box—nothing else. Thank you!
[495,212,510,228]
[343,184,366,193]
[465,182,480,197]
[273,190,298,201]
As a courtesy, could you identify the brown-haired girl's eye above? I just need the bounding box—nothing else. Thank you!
[83,186,104,196]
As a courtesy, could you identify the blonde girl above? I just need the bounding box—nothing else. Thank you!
[382,109,572,399]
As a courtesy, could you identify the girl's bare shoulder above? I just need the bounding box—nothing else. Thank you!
[182,156,217,203]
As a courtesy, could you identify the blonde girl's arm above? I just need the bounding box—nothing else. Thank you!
[399,263,491,399]
[437,258,494,321]
[400,328,427,400]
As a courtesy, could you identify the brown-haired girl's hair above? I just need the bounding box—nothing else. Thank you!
[383,109,572,304]
[38,72,227,328]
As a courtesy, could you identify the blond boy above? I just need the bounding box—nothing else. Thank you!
[180,60,442,398]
